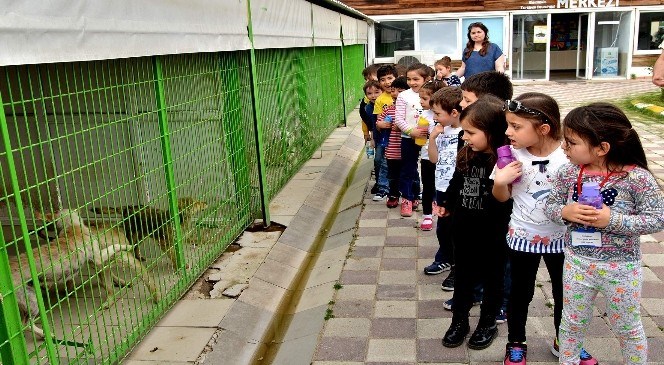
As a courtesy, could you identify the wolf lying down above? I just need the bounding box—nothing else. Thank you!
[12,209,134,339]
[92,197,208,268]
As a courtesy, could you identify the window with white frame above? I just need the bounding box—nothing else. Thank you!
[418,20,459,56]
[637,12,664,51]
[375,21,415,57]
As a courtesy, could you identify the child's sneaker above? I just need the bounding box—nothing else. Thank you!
[412,199,420,211]
[443,297,481,311]
[551,338,598,365]
[496,309,507,324]
[423,261,451,275]
[420,216,434,231]
[400,200,413,217]
[370,185,378,194]
[372,192,386,201]
[386,196,399,208]
[579,348,599,365]
[504,343,527,365]
[441,267,455,291]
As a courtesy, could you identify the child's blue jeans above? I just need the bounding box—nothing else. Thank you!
[374,145,389,194]
[399,138,420,201]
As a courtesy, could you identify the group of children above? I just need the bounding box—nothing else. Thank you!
[358,61,664,365]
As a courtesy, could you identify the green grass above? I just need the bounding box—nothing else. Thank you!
[629,90,664,105]
[620,90,664,122]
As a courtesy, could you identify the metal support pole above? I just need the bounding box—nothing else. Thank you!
[152,56,186,270]
[0,91,53,364]
[246,0,271,227]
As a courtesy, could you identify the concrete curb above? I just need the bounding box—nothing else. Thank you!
[203,114,371,364]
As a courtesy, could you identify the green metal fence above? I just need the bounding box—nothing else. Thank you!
[0,44,365,364]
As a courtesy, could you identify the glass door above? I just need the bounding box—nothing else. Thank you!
[592,11,632,78]
[577,14,589,79]
[512,14,548,80]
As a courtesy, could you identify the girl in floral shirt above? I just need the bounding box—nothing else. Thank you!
[544,103,664,365]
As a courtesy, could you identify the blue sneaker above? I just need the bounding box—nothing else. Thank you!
[424,261,451,275]
[551,338,598,365]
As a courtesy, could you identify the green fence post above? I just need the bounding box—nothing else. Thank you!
[0,91,58,364]
[152,56,186,270]
[246,0,271,227]
[219,53,251,221]
[339,25,348,126]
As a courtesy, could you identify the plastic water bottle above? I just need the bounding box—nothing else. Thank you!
[365,141,374,159]
[414,116,430,146]
[496,145,521,183]
[579,182,603,209]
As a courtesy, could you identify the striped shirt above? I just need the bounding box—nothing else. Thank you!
[382,105,401,160]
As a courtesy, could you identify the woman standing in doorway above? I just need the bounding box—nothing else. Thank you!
[456,22,506,79]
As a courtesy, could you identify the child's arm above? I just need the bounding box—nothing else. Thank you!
[439,166,462,216]
[376,109,391,130]
[543,165,571,225]
[592,170,664,235]
[359,99,369,123]
[427,125,443,162]
[393,94,410,133]
[492,161,521,202]
[360,99,370,141]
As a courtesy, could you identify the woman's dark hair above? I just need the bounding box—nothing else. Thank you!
[464,22,490,60]
[563,102,648,171]
[511,92,562,140]
[456,94,508,171]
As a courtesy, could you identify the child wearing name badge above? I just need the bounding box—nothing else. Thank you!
[544,103,664,365]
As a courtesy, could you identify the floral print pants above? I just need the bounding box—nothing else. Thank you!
[559,251,646,365]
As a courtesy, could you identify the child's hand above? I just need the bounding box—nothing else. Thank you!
[587,205,610,229]
[493,161,522,186]
[561,202,602,226]
[433,204,449,217]
[410,127,427,138]
[430,124,445,138]
[370,140,375,148]
[376,120,391,129]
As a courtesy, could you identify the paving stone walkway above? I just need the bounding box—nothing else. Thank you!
[312,79,664,365]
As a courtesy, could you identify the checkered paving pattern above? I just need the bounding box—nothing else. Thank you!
[312,80,664,364]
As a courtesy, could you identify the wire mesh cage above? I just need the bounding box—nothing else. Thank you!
[0,44,365,364]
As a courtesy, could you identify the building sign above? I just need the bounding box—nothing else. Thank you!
[557,0,620,8]
[519,0,620,10]
[520,0,555,10]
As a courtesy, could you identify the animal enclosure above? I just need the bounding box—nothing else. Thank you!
[0,44,365,365]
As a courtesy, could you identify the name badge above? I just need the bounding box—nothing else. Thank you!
[571,228,602,247]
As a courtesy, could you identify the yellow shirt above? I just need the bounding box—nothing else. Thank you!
[373,92,393,115]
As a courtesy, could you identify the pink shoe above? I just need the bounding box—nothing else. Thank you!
[504,343,527,365]
[400,200,413,217]
[420,216,433,231]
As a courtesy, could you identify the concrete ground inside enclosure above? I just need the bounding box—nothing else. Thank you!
[123,80,664,365]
